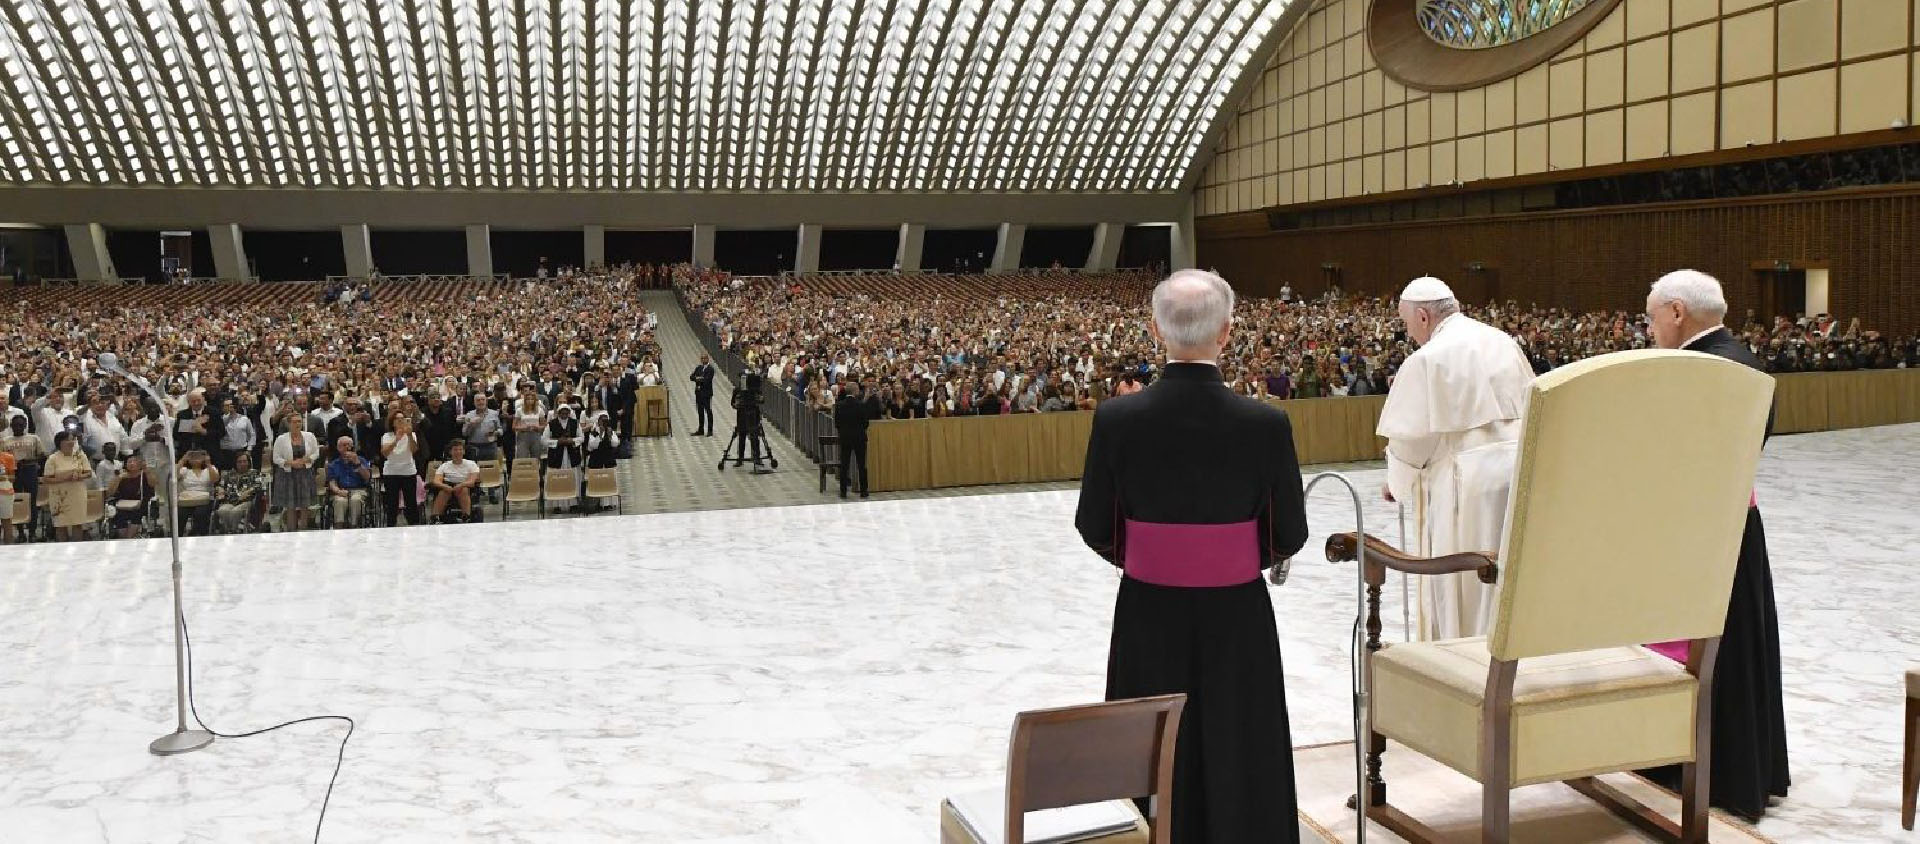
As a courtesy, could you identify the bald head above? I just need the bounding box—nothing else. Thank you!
[1150,270,1235,360]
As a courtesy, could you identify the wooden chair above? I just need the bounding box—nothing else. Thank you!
[503,463,542,520]
[940,694,1185,844]
[645,397,670,437]
[817,433,841,493]
[1904,667,1917,831]
[583,467,620,513]
[542,467,578,517]
[1326,350,1775,844]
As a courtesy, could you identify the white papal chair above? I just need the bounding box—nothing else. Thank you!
[1328,349,1774,844]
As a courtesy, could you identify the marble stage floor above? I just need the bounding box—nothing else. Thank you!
[2,424,1916,843]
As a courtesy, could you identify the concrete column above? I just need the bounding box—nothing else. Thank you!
[794,223,823,275]
[584,225,605,269]
[465,224,493,278]
[209,223,250,280]
[1085,222,1125,272]
[894,223,925,272]
[341,224,373,279]
[691,224,717,269]
[1169,203,1197,271]
[989,222,1027,273]
[63,224,116,282]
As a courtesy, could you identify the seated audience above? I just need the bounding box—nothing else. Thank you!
[430,439,481,523]
[326,436,374,528]
[216,452,264,533]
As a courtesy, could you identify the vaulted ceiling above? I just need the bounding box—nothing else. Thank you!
[0,0,1299,195]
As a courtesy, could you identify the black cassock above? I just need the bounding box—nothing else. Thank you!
[1644,326,1791,819]
[1075,363,1309,843]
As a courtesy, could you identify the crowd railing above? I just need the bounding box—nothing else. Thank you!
[675,280,834,463]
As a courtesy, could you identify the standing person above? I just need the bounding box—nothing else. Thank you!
[270,414,320,532]
[460,395,502,462]
[217,396,256,471]
[380,413,424,527]
[512,392,547,465]
[44,431,93,542]
[690,353,717,436]
[1074,270,1309,843]
[1640,269,1790,821]
[833,379,881,499]
[1374,276,1534,640]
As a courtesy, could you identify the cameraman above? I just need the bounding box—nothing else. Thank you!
[731,371,766,464]
[833,377,882,499]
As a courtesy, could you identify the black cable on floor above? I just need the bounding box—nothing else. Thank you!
[179,613,355,844]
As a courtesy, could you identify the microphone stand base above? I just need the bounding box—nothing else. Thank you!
[149,728,215,756]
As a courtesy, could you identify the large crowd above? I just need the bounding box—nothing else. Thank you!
[3,265,1912,544]
[681,272,1920,418]
[0,265,719,543]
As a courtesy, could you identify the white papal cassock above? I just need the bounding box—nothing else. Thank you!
[1377,305,1534,640]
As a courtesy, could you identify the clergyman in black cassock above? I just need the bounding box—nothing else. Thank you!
[1640,272,1790,821]
[1074,270,1310,843]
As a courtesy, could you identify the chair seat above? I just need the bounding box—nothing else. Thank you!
[1372,637,1698,787]
[938,794,1145,844]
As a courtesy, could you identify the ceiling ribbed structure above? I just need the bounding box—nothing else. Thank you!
[0,0,1296,194]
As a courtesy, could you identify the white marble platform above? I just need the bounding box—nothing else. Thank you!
[1,424,1916,843]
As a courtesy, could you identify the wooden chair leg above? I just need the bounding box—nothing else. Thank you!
[1480,659,1517,844]
[1903,695,1917,831]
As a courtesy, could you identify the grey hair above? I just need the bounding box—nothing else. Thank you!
[1649,269,1728,320]
[1409,297,1460,319]
[1150,270,1236,350]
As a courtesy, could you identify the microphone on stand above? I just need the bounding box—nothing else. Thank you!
[98,351,214,756]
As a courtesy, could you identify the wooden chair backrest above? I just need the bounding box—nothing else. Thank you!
[1005,694,1185,844]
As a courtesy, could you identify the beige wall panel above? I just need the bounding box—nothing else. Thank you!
[1344,0,1366,35]
[1407,145,1430,186]
[1310,87,1327,127]
[1431,91,1458,140]
[1408,98,1431,145]
[1777,0,1839,72]
[1486,129,1516,178]
[1673,24,1722,92]
[1721,79,1777,147]
[1725,0,1772,12]
[1345,75,1365,118]
[1344,36,1366,78]
[1586,3,1627,48]
[1432,140,1458,184]
[1458,87,1487,135]
[1385,73,1406,105]
[1550,116,1585,169]
[1293,170,1309,202]
[1627,100,1671,160]
[1672,91,1717,154]
[1777,68,1838,140]
[1517,65,1550,124]
[1384,104,1406,148]
[1343,117,1363,159]
[1293,133,1310,170]
[1385,149,1406,191]
[1627,36,1672,102]
[1309,7,1326,51]
[1310,126,1326,165]
[1674,0,1721,27]
[1293,91,1310,125]
[1588,48,1627,108]
[1276,171,1294,206]
[1457,134,1486,181]
[1486,78,1518,129]
[1343,159,1363,197]
[1364,154,1383,194]
[1364,69,1384,112]
[1722,11,1777,84]
[1364,110,1384,154]
[1586,108,1626,165]
[1841,54,1911,133]
[1517,123,1550,174]
[1841,0,1909,58]
[1551,58,1587,118]
[1308,46,1325,88]
[1626,0,1672,40]
[1310,165,1326,201]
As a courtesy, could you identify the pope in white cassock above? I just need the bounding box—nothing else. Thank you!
[1376,277,1535,640]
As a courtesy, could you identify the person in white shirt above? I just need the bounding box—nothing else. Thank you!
[175,449,219,536]
[91,443,123,491]
[430,439,481,522]
[380,414,424,526]
[1375,276,1535,640]
[78,395,126,461]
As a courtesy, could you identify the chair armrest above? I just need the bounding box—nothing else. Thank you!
[1325,532,1499,584]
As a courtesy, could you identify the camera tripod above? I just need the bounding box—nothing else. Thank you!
[717,413,779,474]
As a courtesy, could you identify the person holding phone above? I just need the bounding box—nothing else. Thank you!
[380,413,424,527]
[44,431,93,542]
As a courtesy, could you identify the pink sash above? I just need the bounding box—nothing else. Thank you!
[1649,489,1757,663]
[1123,519,1260,588]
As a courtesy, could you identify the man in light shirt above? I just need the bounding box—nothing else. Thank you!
[430,438,481,523]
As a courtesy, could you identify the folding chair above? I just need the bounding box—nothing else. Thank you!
[86,488,106,539]
[510,457,541,479]
[940,694,1184,844]
[542,467,578,517]
[477,459,504,504]
[503,463,542,520]
[818,433,841,494]
[3,493,26,543]
[584,468,620,514]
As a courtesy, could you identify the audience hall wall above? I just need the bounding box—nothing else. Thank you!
[866,370,1920,492]
[1197,188,1920,337]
